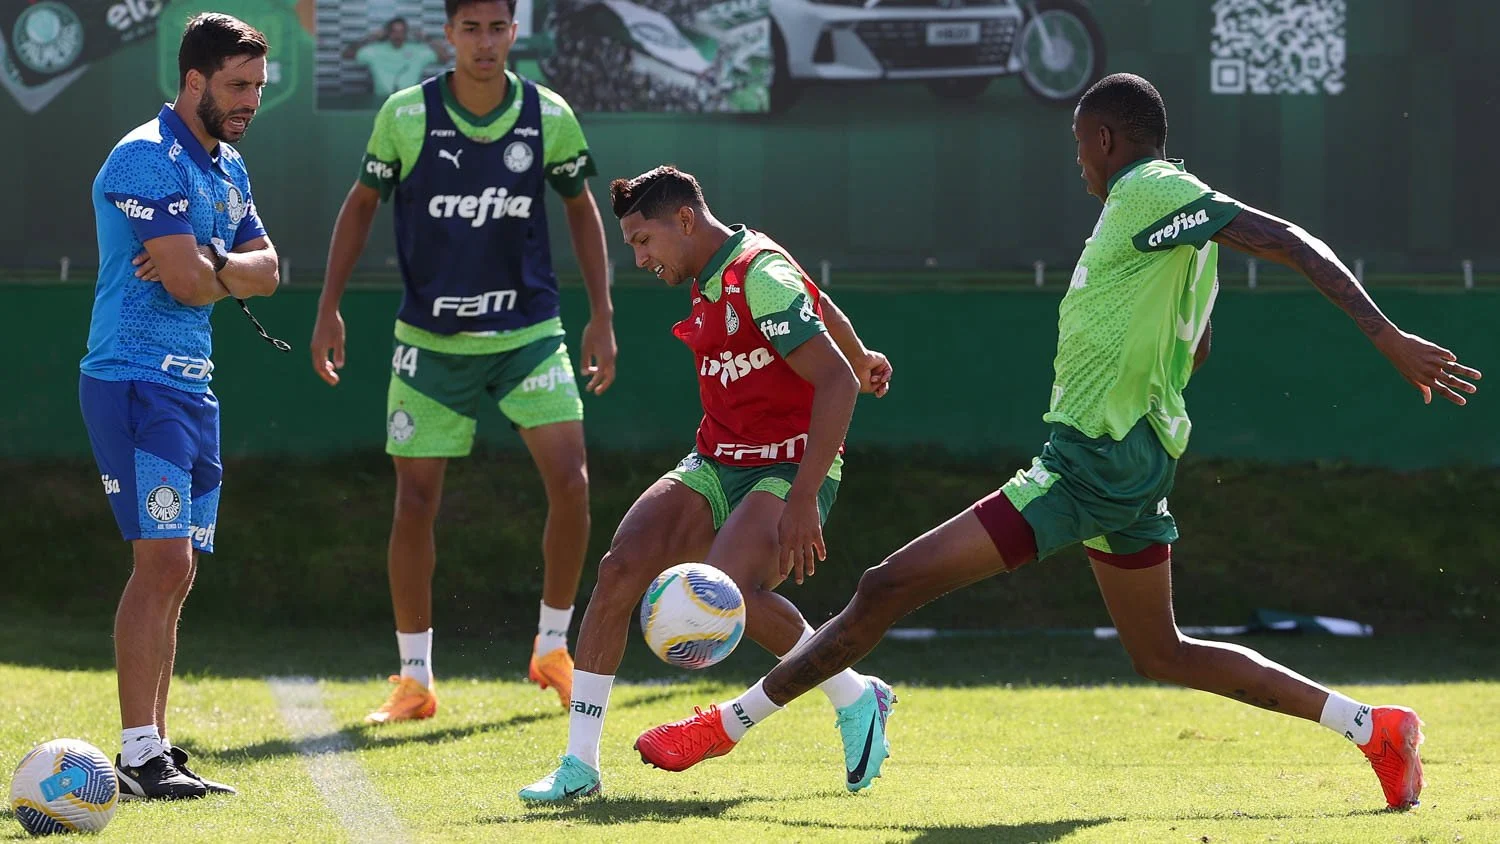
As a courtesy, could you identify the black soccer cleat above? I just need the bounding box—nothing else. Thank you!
[170,746,238,795]
[115,752,207,800]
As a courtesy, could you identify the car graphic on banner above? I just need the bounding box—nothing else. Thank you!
[770,0,1104,108]
[541,0,1103,112]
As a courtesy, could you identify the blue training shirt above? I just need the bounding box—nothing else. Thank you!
[82,104,266,392]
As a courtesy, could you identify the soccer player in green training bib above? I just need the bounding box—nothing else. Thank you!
[644,74,1482,810]
[309,0,616,724]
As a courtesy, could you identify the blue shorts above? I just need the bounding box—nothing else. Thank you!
[79,375,222,552]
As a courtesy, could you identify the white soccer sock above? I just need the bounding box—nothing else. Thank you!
[121,725,163,768]
[159,734,170,754]
[566,670,613,771]
[397,629,433,688]
[536,603,574,656]
[721,679,782,742]
[1319,691,1374,745]
[787,625,867,710]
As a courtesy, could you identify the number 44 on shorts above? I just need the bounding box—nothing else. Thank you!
[392,344,419,377]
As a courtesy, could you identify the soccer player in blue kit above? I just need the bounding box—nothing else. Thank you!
[80,13,281,800]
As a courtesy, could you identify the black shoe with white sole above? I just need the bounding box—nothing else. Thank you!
[115,753,207,800]
[169,746,237,795]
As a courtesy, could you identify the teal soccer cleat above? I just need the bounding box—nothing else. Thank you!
[518,754,602,803]
[836,677,896,792]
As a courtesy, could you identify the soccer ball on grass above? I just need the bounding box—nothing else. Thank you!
[9,739,118,836]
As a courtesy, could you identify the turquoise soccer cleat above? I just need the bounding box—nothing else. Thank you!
[836,677,896,793]
[518,754,602,803]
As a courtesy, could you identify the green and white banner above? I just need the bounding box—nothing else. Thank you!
[540,0,770,113]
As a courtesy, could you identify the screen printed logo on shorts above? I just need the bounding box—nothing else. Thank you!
[146,484,182,523]
[388,409,415,443]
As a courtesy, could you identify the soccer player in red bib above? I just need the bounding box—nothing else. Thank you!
[519,165,894,802]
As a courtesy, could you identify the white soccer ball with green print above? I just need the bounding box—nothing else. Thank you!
[639,563,746,670]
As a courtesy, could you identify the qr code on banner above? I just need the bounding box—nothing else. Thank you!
[1210,0,1346,95]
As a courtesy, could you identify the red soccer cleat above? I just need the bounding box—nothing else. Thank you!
[635,705,738,772]
[1357,706,1425,810]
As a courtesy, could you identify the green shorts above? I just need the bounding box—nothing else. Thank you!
[663,451,842,531]
[386,328,583,458]
[992,417,1178,562]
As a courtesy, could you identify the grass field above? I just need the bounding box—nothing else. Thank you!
[3,612,1497,843]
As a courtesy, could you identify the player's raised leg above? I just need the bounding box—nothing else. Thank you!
[1090,552,1424,810]
[517,419,590,709]
[634,490,881,784]
[366,456,446,724]
[642,504,1021,789]
[519,478,716,802]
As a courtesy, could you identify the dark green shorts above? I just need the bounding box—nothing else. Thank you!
[386,331,583,458]
[663,451,842,531]
[994,418,1179,561]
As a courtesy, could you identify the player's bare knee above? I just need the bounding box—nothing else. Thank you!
[855,557,909,605]
[756,568,787,592]
[393,481,442,522]
[723,564,774,597]
[592,548,659,603]
[131,544,194,592]
[1125,639,1188,683]
[545,464,589,508]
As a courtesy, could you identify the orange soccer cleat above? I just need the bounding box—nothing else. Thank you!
[528,637,574,709]
[634,705,738,772]
[363,675,438,725]
[1357,705,1425,810]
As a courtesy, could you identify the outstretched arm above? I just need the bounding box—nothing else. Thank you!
[1212,205,1481,405]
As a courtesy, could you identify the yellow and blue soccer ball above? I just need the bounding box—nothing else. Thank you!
[639,563,746,670]
[8,739,118,836]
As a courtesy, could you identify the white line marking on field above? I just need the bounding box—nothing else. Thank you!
[267,676,406,842]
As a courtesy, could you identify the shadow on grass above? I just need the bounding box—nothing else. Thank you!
[183,710,556,763]
[507,796,1410,841]
[508,796,1114,842]
[501,794,759,824]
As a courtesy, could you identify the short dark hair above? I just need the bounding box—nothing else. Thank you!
[609,166,706,220]
[446,0,519,18]
[1078,72,1167,149]
[385,17,408,33]
[178,13,269,89]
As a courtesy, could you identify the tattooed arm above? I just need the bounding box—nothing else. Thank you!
[1212,206,1391,338]
[1212,206,1482,405]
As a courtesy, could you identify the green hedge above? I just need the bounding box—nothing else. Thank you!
[10,449,1498,635]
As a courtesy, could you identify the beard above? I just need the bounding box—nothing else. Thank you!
[197,88,251,143]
